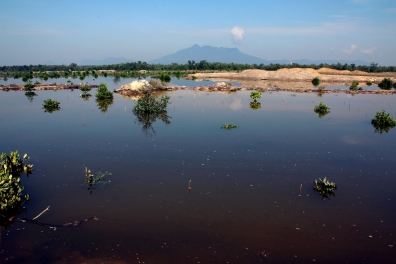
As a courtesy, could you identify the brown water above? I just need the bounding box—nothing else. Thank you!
[0,89,395,263]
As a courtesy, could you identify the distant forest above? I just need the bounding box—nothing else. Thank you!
[1,60,396,75]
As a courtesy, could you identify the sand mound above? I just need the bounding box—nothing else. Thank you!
[118,80,149,91]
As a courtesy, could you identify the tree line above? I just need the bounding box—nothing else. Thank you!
[1,61,395,75]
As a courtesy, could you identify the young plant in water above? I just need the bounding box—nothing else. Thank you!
[84,167,112,194]
[314,102,330,118]
[43,99,61,113]
[250,91,262,102]
[371,110,396,134]
[221,123,238,130]
[0,151,33,227]
[313,177,337,199]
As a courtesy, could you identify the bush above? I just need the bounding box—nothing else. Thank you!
[314,102,330,118]
[312,77,320,87]
[80,84,92,94]
[371,110,396,134]
[378,78,393,90]
[0,151,33,213]
[250,91,262,102]
[366,81,372,86]
[95,83,113,100]
[350,81,362,90]
[43,99,60,109]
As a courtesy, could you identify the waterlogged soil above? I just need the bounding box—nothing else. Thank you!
[0,89,396,263]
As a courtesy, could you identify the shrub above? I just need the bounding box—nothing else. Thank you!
[132,90,171,136]
[314,102,330,118]
[80,83,92,94]
[393,82,396,89]
[43,99,60,109]
[366,81,372,86]
[371,110,396,134]
[378,78,393,90]
[0,151,33,213]
[95,83,113,100]
[312,77,320,87]
[350,81,362,90]
[250,91,262,102]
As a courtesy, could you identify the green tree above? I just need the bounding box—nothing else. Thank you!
[314,102,330,118]
[250,91,262,102]
[371,110,396,134]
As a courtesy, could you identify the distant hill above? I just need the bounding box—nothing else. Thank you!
[80,57,134,66]
[149,44,370,66]
[149,44,269,64]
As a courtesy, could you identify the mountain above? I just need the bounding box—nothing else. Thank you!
[80,57,134,66]
[149,44,269,64]
[149,44,370,66]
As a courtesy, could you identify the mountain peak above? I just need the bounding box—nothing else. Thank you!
[150,45,265,64]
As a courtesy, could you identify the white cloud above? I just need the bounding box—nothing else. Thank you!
[229,98,243,111]
[231,26,244,44]
[343,44,357,54]
[360,47,377,54]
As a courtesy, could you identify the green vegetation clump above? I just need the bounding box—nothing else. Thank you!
[0,151,33,214]
[250,91,262,102]
[132,90,171,136]
[95,83,113,100]
[313,177,337,199]
[366,81,372,86]
[221,123,237,130]
[371,110,396,134]
[314,102,330,118]
[43,99,60,113]
[80,83,92,95]
[378,78,394,90]
[349,81,362,91]
[312,77,320,87]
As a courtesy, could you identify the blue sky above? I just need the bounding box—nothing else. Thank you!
[1,0,395,66]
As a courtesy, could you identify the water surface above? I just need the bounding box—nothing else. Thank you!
[0,89,395,263]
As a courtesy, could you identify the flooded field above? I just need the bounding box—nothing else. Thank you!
[0,87,396,263]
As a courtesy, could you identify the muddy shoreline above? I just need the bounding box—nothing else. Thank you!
[2,82,396,95]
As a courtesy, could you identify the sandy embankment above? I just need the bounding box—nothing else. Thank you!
[181,68,396,94]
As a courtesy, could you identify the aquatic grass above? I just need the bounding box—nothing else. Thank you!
[221,123,237,130]
[313,177,337,199]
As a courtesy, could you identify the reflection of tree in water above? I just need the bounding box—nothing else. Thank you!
[113,74,121,85]
[25,92,37,103]
[132,90,171,136]
[44,107,61,114]
[96,99,114,113]
[81,94,92,101]
[249,101,261,110]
